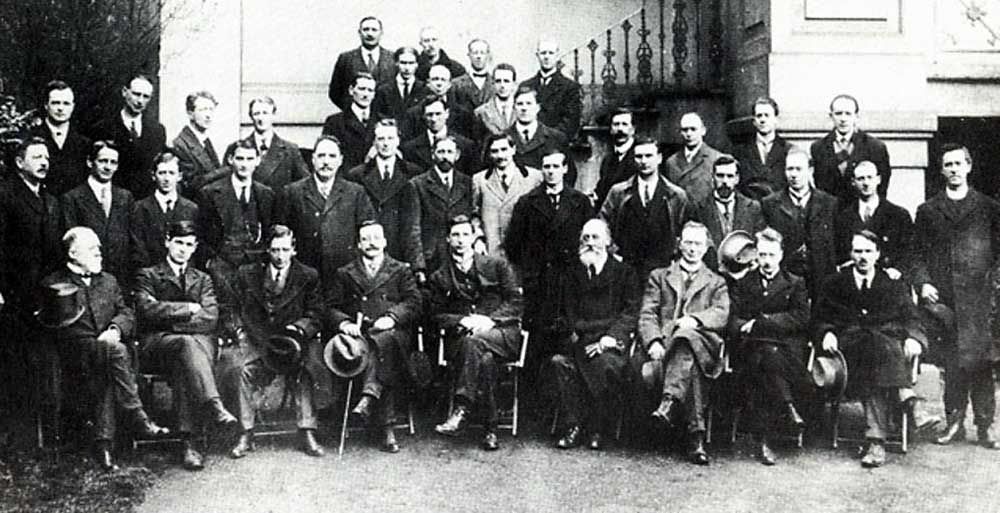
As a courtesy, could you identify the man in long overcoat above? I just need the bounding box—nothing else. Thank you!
[471,133,542,259]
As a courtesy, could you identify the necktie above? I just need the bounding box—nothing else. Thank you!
[642,183,651,206]
[100,187,111,216]
[403,80,411,99]
[500,172,509,193]
[178,267,187,292]
[165,199,174,214]
[260,141,268,155]
[129,119,140,139]
[549,193,559,209]
[500,104,509,123]
[522,129,530,142]
[381,164,390,182]
[721,202,733,233]
[588,264,597,281]
[443,175,450,190]
[862,204,874,223]
[366,53,376,72]
[240,186,249,208]
[203,138,220,167]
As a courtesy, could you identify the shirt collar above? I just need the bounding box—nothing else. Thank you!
[684,143,702,161]
[20,176,41,196]
[679,260,702,276]
[269,264,287,282]
[363,255,384,273]
[515,120,537,137]
[154,189,178,209]
[376,156,396,173]
[120,109,141,126]
[87,176,111,198]
[351,102,370,121]
[853,268,873,289]
[396,74,412,87]
[254,131,273,150]
[231,174,252,196]
[46,119,68,137]
[453,251,475,273]
[835,130,855,144]
[788,187,812,206]
[167,258,185,278]
[760,268,779,281]
[756,132,776,146]
[314,174,334,193]
[586,251,609,275]
[614,138,634,156]
[539,69,557,80]
[361,47,378,63]
[188,123,210,144]
[859,195,879,211]
[436,167,454,182]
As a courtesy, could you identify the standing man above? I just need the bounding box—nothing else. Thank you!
[401,65,478,141]
[400,96,477,173]
[474,63,518,137]
[761,148,838,299]
[430,215,523,451]
[913,144,1000,448]
[450,38,494,112]
[219,225,329,458]
[29,80,90,195]
[326,220,422,453]
[810,94,891,202]
[637,221,730,465]
[328,16,395,110]
[520,37,582,139]
[410,137,474,272]
[323,72,379,170]
[415,26,467,82]
[276,136,375,282]
[373,47,428,123]
[130,150,199,272]
[687,156,765,269]
[90,74,166,198]
[224,97,309,191]
[732,97,790,200]
[593,108,639,209]
[504,87,570,181]
[134,221,236,470]
[471,133,542,258]
[172,91,221,197]
[61,141,134,286]
[664,112,723,205]
[833,161,913,272]
[599,137,689,282]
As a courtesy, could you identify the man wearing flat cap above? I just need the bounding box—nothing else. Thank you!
[218,225,328,458]
[326,220,422,453]
[134,221,236,470]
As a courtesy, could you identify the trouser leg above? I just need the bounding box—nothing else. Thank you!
[583,352,626,435]
[550,354,585,428]
[863,388,891,441]
[970,366,996,429]
[97,338,142,411]
[173,377,195,433]
[943,357,970,418]
[453,336,491,405]
[756,345,794,435]
[361,358,383,400]
[479,352,499,429]
[94,378,116,441]
[218,348,274,432]
[296,371,317,430]
[660,341,707,433]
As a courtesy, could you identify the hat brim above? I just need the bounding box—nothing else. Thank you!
[324,335,372,379]
[812,350,849,399]
[261,335,302,373]
[35,304,86,329]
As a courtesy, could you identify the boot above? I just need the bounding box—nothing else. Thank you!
[556,425,583,449]
[205,398,237,427]
[299,429,325,457]
[181,439,204,470]
[93,440,118,472]
[435,405,469,436]
[935,411,967,445]
[687,432,710,465]
[903,397,941,431]
[977,426,999,450]
[381,426,400,453]
[651,396,678,428]
[229,431,255,459]
[758,435,776,466]
[352,395,374,420]
[785,402,806,431]
[861,440,885,468]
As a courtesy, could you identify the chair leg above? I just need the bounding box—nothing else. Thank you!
[705,402,714,445]
[407,400,415,436]
[832,402,840,449]
[730,407,740,444]
[338,380,353,458]
[550,407,559,436]
[511,370,519,437]
[901,408,909,454]
[615,405,624,441]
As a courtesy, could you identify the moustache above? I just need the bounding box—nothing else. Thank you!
[436,159,454,172]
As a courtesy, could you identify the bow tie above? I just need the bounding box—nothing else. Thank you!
[75,272,96,279]
[472,73,489,78]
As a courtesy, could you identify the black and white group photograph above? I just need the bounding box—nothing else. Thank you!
[1,0,999,512]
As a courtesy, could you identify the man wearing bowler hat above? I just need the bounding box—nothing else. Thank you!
[218,224,328,458]
[813,230,939,468]
[325,220,422,453]
[133,221,236,470]
[41,226,168,471]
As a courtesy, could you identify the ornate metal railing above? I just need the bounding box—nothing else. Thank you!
[560,0,725,128]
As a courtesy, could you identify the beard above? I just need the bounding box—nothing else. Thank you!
[436,159,454,172]
[77,256,103,275]
[579,246,605,267]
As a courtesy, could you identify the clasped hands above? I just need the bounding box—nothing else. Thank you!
[340,316,396,337]
[584,336,618,359]
[647,316,699,360]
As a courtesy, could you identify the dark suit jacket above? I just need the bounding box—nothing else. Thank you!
[506,122,573,185]
[129,194,199,271]
[328,46,395,110]
[732,135,791,200]
[504,186,591,281]
[42,268,134,341]
[61,183,134,284]
[344,160,425,270]
[222,133,309,190]
[134,261,218,346]
[0,177,63,313]
[409,169,474,270]
[322,108,378,170]
[599,176,689,273]
[195,179,275,266]
[400,94,478,141]
[373,78,428,122]
[810,130,891,201]
[416,49,467,82]
[556,256,640,347]
[687,191,765,269]
[450,73,494,112]
[172,126,221,196]
[29,123,90,196]
[427,252,522,328]
[664,143,724,205]
[594,142,639,209]
[400,131,478,175]
[729,269,809,356]
[834,198,913,272]
[761,188,838,296]
[520,72,583,139]
[90,113,166,198]
[275,176,375,281]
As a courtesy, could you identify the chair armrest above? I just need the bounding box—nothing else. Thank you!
[437,328,447,367]
[806,342,816,373]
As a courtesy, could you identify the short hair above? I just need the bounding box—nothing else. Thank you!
[432,135,460,152]
[785,146,813,167]
[62,226,98,254]
[680,220,710,240]
[394,46,419,62]
[493,63,517,81]
[43,80,72,103]
[185,91,217,112]
[267,224,296,246]
[248,96,277,117]
[484,133,514,150]
[540,145,568,165]
[447,214,474,232]
[513,86,537,102]
[88,140,119,161]
[713,154,739,174]
[126,74,154,90]
[755,227,783,246]
[351,72,376,87]
[467,38,490,52]
[829,94,860,113]
[374,118,399,132]
[231,138,259,156]
[852,229,880,250]
[16,136,47,159]
[166,221,197,240]
[153,149,180,168]
[313,135,343,152]
[359,16,382,30]
[940,143,973,166]
[632,136,660,153]
[610,108,634,124]
[357,219,383,237]
[752,96,780,116]
[421,94,448,112]
[851,160,878,178]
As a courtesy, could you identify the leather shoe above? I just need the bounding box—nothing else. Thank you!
[556,425,583,449]
[861,441,885,468]
[588,433,603,451]
[181,440,204,471]
[94,440,118,472]
[978,427,999,450]
[381,427,400,453]
[132,410,170,438]
[759,440,776,466]
[903,397,941,431]
[935,414,967,445]
[435,406,469,436]
[651,397,678,428]
[206,398,237,427]
[687,433,710,465]
[229,432,255,459]
[352,395,374,420]
[785,402,806,431]
[299,429,325,457]
[482,431,500,451]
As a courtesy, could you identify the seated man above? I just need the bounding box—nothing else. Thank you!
[134,221,237,470]
[813,230,939,468]
[729,228,810,466]
[41,227,168,471]
[637,221,729,465]
[550,219,639,451]
[326,220,422,453]
[429,214,523,451]
[218,225,329,459]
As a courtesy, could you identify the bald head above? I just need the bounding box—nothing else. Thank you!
[679,112,706,149]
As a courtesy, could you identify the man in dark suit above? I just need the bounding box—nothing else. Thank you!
[409,137,474,272]
[129,150,199,271]
[328,16,395,110]
[400,66,478,141]
[761,148,838,299]
[664,112,724,205]
[327,221,422,453]
[729,228,810,465]
[474,63,518,137]
[134,221,236,470]
[416,26,467,82]
[172,91,221,197]
[549,219,639,451]
[810,94,891,202]
[42,227,167,471]
[520,38,582,139]
[430,215,523,451]
[599,137,689,281]
[505,86,571,183]
[276,136,375,282]
[373,47,428,123]
[218,225,328,458]
[400,95,477,174]
[732,97,791,200]
[61,140,134,286]
[195,140,275,305]
[450,38,494,112]
[593,108,639,209]
[90,74,166,198]
[223,96,310,190]
[687,155,765,270]
[834,161,913,273]
[344,120,424,272]
[814,230,933,468]
[323,72,379,170]
[29,80,90,195]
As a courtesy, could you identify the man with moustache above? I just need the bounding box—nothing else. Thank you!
[549,219,639,451]
[687,155,765,270]
[323,73,379,171]
[326,220,422,453]
[505,87,570,184]
[129,150,199,271]
[61,141,135,286]
[520,37,582,139]
[415,26,467,82]
[221,97,309,191]
[328,16,395,110]
[373,47,428,123]
[664,112,724,205]
[29,80,90,195]
[834,161,913,273]
[451,38,494,112]
[732,97,791,200]
[810,94,891,202]
[474,63,519,137]
[593,108,640,209]
[410,137,474,272]
[400,95,477,173]
[172,91,221,197]
[471,133,542,258]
